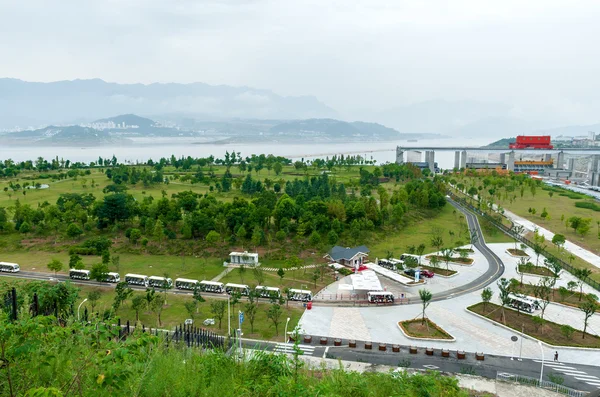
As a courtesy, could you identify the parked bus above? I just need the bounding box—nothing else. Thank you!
[508,293,540,313]
[288,288,312,302]
[255,286,281,299]
[105,272,121,283]
[377,259,403,271]
[175,278,199,290]
[225,283,250,296]
[367,291,395,304]
[0,262,20,273]
[199,280,224,294]
[148,276,173,289]
[125,273,149,287]
[69,269,91,280]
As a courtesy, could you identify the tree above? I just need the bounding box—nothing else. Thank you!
[497,278,511,325]
[416,243,426,265]
[206,230,220,245]
[253,267,265,286]
[277,267,285,282]
[87,290,102,314]
[111,255,120,273]
[561,324,575,340]
[429,255,440,269]
[150,293,166,327]
[244,300,258,333]
[184,300,197,322]
[308,231,321,246]
[440,248,454,271]
[66,222,83,239]
[273,162,283,176]
[153,220,165,248]
[533,277,554,322]
[113,281,133,313]
[510,225,525,250]
[419,289,432,325]
[90,262,109,282]
[210,300,227,329]
[576,218,592,237]
[573,268,593,301]
[69,253,83,269]
[481,287,493,313]
[266,303,283,335]
[552,234,566,251]
[579,294,598,339]
[517,257,529,286]
[47,258,63,276]
[430,235,444,254]
[312,270,319,288]
[131,294,146,322]
[128,228,142,245]
[236,225,247,240]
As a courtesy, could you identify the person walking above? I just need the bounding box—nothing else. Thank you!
[554,351,559,362]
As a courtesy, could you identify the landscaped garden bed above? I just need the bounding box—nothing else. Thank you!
[468,302,600,348]
[420,265,457,277]
[517,264,555,277]
[510,283,600,310]
[425,255,474,265]
[398,319,454,340]
[454,248,474,254]
[507,248,529,257]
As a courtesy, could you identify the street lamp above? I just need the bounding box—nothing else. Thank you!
[284,317,291,343]
[227,295,231,338]
[538,341,544,385]
[77,298,88,321]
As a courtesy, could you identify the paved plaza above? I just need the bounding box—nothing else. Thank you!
[300,243,600,366]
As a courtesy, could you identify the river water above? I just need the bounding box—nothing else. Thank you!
[1,137,492,170]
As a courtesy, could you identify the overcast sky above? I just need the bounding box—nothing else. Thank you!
[1,0,599,124]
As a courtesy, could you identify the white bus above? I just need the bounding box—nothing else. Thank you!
[69,269,91,280]
[125,273,149,287]
[225,283,250,296]
[255,286,281,299]
[175,278,199,290]
[0,262,20,273]
[508,293,540,313]
[288,289,312,302]
[148,276,173,289]
[377,259,403,271]
[367,291,395,304]
[105,272,121,283]
[199,280,224,294]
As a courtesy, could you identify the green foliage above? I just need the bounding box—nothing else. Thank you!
[46,258,63,275]
[90,262,109,282]
[575,201,600,211]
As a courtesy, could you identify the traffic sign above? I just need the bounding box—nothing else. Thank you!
[239,311,244,324]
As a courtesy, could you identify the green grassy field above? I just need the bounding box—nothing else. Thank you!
[79,283,304,340]
[370,205,470,258]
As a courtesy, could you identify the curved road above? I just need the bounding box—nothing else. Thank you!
[428,197,506,302]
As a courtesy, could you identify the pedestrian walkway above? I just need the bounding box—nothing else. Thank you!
[273,342,315,356]
[211,267,235,282]
[227,264,321,272]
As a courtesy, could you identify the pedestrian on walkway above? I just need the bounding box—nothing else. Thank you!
[554,351,559,362]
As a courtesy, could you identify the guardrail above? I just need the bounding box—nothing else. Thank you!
[448,190,600,293]
[496,372,586,397]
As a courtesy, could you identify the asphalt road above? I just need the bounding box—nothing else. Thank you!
[243,338,600,393]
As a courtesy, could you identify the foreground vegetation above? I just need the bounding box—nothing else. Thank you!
[0,314,471,397]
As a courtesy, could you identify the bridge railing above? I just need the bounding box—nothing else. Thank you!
[448,190,600,293]
[496,372,586,397]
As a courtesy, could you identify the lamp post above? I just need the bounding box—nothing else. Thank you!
[538,341,544,385]
[227,294,231,338]
[284,317,291,343]
[77,298,88,321]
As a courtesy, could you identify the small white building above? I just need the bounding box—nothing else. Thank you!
[229,251,259,266]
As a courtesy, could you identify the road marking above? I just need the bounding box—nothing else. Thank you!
[585,381,600,386]
[557,369,588,375]
[574,375,600,380]
[533,360,562,365]
[273,343,315,356]
[423,365,439,370]
[323,346,329,359]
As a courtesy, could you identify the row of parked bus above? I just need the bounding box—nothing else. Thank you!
[66,270,313,301]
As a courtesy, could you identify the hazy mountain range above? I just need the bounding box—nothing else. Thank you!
[0,78,598,140]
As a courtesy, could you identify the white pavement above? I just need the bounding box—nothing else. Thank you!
[299,243,600,366]
[501,208,600,268]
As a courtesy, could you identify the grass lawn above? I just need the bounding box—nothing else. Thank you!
[425,255,473,265]
[370,205,471,259]
[398,319,453,340]
[527,234,600,283]
[517,264,555,277]
[476,215,514,243]
[420,265,456,277]
[468,302,600,348]
[0,250,227,282]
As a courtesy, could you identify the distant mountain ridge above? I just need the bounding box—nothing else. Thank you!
[0,78,336,129]
[269,118,403,139]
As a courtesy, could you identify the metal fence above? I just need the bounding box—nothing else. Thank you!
[496,372,586,397]
[448,191,600,293]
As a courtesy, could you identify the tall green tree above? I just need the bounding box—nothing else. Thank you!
[47,258,63,276]
[266,303,283,335]
[419,289,432,325]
